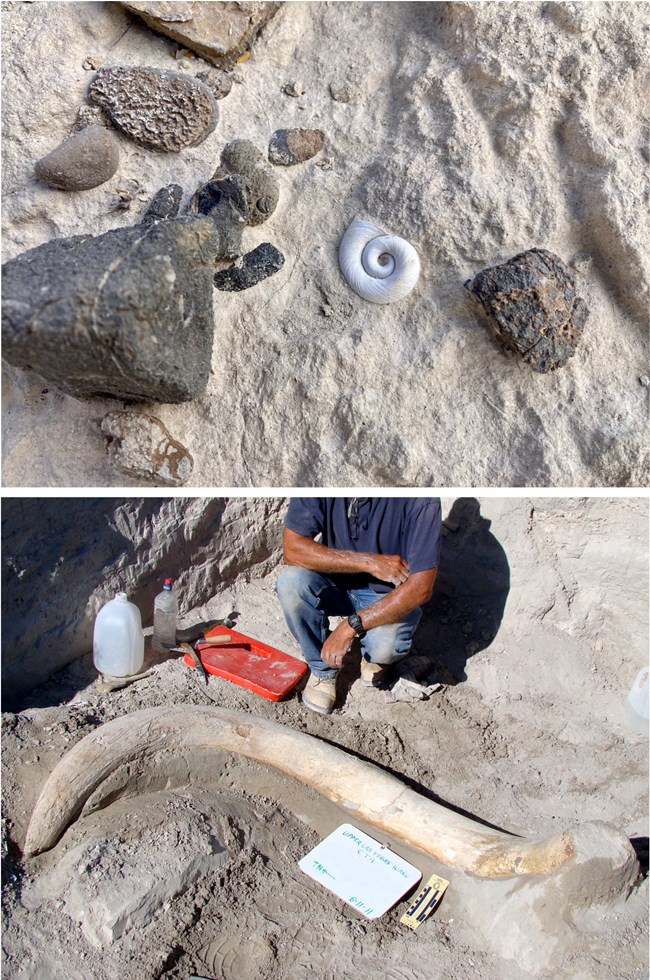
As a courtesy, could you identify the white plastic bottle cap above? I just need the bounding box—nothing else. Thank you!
[115,592,128,602]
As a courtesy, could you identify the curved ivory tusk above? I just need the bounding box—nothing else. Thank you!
[23,707,580,877]
[338,219,420,304]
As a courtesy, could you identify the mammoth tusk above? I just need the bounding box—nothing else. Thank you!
[25,707,632,894]
[338,219,420,304]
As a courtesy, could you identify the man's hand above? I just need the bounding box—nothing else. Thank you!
[366,554,410,587]
[321,621,355,669]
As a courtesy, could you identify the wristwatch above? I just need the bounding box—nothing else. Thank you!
[348,613,367,639]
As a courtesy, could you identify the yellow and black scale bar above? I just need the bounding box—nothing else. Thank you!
[400,873,450,931]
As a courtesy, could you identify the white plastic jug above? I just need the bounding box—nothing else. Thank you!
[93,592,144,677]
[624,666,650,736]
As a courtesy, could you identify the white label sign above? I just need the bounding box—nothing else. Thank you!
[299,823,422,919]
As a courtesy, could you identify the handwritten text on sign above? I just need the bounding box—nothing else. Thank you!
[299,823,422,919]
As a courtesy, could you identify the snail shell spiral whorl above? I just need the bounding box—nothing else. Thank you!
[338,219,420,304]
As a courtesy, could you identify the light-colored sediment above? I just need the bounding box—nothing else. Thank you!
[2,1,648,486]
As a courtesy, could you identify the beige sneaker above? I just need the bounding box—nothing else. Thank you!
[360,660,387,688]
[302,671,337,715]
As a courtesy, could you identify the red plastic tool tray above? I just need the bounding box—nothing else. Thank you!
[182,625,308,701]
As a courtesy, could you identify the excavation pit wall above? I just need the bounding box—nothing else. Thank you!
[1,497,287,707]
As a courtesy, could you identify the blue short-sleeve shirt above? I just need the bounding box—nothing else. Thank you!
[285,497,442,593]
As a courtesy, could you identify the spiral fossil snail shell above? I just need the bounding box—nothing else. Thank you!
[338,219,420,304]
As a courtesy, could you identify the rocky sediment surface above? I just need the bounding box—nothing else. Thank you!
[1,1,648,486]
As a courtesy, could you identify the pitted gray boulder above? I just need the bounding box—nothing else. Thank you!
[88,66,218,152]
[1,180,249,403]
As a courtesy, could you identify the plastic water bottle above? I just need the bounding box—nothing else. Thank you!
[624,667,650,736]
[93,592,144,677]
[152,578,178,653]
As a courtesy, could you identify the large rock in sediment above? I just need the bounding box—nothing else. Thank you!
[1,181,248,402]
[465,248,590,373]
[119,1,282,66]
[1,220,217,403]
[88,66,218,152]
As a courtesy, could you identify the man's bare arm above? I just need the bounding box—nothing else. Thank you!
[321,568,438,669]
[283,527,409,586]
[355,568,437,629]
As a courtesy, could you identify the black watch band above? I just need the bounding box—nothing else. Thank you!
[348,613,366,639]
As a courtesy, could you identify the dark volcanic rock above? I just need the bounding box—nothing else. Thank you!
[141,182,183,223]
[1,189,234,402]
[268,128,325,166]
[214,242,285,291]
[187,175,249,258]
[465,248,589,372]
[34,125,119,191]
[88,66,218,152]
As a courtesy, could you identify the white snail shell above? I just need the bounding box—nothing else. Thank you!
[338,219,420,304]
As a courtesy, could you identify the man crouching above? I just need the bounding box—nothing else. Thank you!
[276,497,441,715]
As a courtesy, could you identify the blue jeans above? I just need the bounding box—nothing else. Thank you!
[275,566,422,680]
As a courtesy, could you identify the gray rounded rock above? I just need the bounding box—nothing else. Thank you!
[88,66,218,152]
[34,125,120,191]
[215,140,279,226]
[329,79,360,103]
[196,69,233,101]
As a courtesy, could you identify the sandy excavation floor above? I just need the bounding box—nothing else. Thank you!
[2,1,649,488]
[2,497,649,979]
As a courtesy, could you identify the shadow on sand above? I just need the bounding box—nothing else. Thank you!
[414,497,510,685]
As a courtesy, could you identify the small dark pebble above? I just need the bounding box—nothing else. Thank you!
[214,242,285,291]
[141,183,183,223]
[465,248,589,373]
